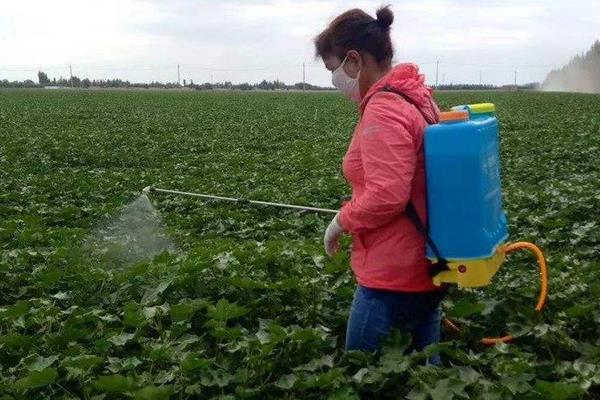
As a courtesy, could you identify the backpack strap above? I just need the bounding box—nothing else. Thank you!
[380,85,437,124]
[404,201,450,277]
[377,86,449,277]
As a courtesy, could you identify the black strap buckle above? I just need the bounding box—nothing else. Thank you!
[428,258,451,277]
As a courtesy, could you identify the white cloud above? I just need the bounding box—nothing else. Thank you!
[0,0,598,86]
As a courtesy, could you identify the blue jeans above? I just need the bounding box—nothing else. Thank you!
[345,285,444,365]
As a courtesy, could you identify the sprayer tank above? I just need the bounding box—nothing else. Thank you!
[424,104,508,260]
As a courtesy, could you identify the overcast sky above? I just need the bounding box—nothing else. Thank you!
[1,0,598,86]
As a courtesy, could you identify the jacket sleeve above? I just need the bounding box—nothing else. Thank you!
[339,93,417,234]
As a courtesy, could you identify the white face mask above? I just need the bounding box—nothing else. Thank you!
[332,55,361,102]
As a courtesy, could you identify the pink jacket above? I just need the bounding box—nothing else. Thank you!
[338,63,442,292]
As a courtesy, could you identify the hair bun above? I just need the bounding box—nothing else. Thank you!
[375,5,393,29]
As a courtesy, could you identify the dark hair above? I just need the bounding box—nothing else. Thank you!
[314,5,394,64]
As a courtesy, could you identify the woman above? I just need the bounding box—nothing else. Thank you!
[315,6,445,363]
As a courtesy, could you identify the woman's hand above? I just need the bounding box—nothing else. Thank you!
[324,212,344,256]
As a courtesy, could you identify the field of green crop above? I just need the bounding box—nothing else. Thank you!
[0,88,599,399]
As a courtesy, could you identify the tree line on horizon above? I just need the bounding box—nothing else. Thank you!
[542,40,600,93]
[0,70,542,91]
[0,71,334,91]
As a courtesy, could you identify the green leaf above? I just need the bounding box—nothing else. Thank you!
[199,369,234,388]
[293,355,335,372]
[108,332,136,346]
[207,298,249,321]
[406,388,428,400]
[302,368,345,389]
[290,327,326,342]
[503,375,533,395]
[107,357,143,373]
[62,355,104,379]
[123,302,147,327]
[51,291,70,300]
[27,355,60,372]
[534,380,584,400]
[565,304,593,318]
[63,354,103,370]
[274,374,298,390]
[94,374,137,393]
[428,378,468,400]
[181,353,211,373]
[0,334,34,350]
[134,385,173,400]
[327,387,360,400]
[378,349,410,374]
[457,366,481,385]
[351,368,369,384]
[447,299,486,318]
[14,368,58,391]
[141,279,173,305]
[211,326,243,340]
[170,299,206,322]
[0,301,31,320]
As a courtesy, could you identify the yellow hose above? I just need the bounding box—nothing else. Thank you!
[443,241,549,345]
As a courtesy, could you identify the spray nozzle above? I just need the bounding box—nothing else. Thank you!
[142,186,154,195]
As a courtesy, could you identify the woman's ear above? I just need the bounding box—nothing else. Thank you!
[345,50,362,78]
[347,50,361,64]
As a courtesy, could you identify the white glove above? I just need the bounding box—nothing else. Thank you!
[324,212,344,256]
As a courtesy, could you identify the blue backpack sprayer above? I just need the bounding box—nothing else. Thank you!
[418,102,548,344]
[142,102,548,345]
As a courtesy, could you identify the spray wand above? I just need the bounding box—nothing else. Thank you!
[142,185,548,346]
[142,186,338,214]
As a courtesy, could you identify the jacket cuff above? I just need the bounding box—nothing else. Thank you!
[338,206,351,233]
